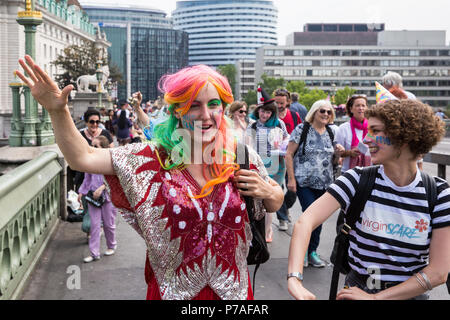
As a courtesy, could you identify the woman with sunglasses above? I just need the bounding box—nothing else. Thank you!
[81,109,114,148]
[16,55,283,300]
[228,101,249,143]
[285,100,344,268]
[69,109,114,192]
[336,95,371,172]
[288,99,450,300]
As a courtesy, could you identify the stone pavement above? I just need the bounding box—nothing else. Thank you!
[19,197,449,300]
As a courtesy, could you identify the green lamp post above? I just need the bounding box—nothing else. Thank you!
[16,0,43,146]
[96,61,103,109]
[13,0,55,146]
[8,72,25,147]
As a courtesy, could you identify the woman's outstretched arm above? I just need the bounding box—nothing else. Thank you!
[16,55,114,175]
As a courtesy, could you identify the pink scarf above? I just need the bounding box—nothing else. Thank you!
[350,117,368,148]
[349,117,370,168]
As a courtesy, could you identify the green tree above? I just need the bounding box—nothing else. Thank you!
[243,89,257,106]
[286,80,310,96]
[299,89,328,109]
[217,64,236,97]
[334,86,356,105]
[52,42,123,89]
[258,74,286,96]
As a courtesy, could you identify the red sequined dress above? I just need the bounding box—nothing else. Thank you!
[104,142,268,300]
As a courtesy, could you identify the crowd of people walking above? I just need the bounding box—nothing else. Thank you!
[16,54,450,301]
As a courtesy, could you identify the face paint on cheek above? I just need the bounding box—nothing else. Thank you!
[365,132,391,146]
[181,114,196,131]
[376,136,391,146]
[211,109,223,127]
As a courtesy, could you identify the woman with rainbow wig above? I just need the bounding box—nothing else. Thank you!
[16,56,283,300]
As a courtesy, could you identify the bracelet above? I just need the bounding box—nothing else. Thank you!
[414,273,428,291]
[418,271,433,291]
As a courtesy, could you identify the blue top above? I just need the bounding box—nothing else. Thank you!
[290,123,337,190]
[113,119,132,140]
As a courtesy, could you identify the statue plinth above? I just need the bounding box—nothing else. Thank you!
[70,92,112,120]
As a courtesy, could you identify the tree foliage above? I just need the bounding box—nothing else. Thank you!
[334,86,356,105]
[52,42,123,90]
[243,89,257,106]
[258,74,286,96]
[299,89,328,109]
[217,64,237,97]
[286,80,309,96]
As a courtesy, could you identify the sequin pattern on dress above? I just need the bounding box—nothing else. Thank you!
[106,142,267,300]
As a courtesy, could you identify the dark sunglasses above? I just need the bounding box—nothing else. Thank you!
[319,109,332,115]
[239,110,247,114]
[89,120,101,124]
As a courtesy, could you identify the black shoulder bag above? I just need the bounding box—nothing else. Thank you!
[237,143,270,293]
[329,165,378,300]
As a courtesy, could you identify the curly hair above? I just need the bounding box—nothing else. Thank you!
[365,100,445,158]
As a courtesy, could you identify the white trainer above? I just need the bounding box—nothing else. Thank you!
[83,255,100,263]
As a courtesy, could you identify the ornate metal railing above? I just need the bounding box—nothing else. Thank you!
[0,151,62,300]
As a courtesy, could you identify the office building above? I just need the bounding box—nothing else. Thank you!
[81,2,189,102]
[256,26,450,108]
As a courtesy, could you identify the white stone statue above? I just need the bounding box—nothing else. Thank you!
[76,65,110,93]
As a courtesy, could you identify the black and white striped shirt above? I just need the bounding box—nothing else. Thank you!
[327,166,450,283]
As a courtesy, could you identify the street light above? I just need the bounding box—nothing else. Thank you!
[331,83,337,104]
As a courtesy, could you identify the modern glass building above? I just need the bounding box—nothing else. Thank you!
[172,0,278,67]
[81,2,189,102]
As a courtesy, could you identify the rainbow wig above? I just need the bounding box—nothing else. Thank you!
[153,65,237,199]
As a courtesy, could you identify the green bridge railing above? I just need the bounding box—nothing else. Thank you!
[0,151,62,300]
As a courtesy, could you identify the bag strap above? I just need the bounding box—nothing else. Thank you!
[344,165,379,229]
[329,165,379,300]
[325,124,334,143]
[238,143,260,293]
[300,122,311,155]
[292,110,299,129]
[420,171,437,215]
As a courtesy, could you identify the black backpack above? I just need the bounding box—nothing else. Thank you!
[329,166,438,300]
[291,110,301,131]
[298,122,334,155]
[237,143,270,293]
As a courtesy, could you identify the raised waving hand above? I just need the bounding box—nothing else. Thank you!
[15,55,114,175]
[16,55,73,114]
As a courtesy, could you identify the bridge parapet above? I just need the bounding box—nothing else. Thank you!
[0,151,62,300]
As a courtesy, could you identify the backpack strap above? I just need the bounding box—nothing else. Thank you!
[344,165,379,229]
[329,165,379,300]
[238,143,261,294]
[325,124,334,143]
[300,122,311,155]
[420,171,437,215]
[292,110,299,129]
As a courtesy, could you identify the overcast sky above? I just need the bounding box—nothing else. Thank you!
[79,0,450,45]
